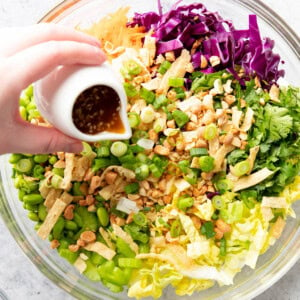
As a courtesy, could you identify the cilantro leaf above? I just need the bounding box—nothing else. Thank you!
[200,221,216,239]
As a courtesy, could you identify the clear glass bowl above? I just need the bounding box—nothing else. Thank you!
[0,0,299,299]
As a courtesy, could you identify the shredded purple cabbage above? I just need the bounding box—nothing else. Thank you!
[128,2,284,86]
[206,192,220,199]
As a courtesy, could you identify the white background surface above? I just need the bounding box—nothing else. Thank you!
[0,0,299,299]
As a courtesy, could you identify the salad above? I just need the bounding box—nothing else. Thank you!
[10,2,300,299]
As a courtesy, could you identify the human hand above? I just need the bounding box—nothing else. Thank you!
[0,23,106,155]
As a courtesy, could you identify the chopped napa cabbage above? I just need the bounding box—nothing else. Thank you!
[128,263,183,299]
[178,213,201,243]
[187,241,210,259]
[193,200,215,221]
[174,277,214,296]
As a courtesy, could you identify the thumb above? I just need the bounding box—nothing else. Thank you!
[8,123,83,154]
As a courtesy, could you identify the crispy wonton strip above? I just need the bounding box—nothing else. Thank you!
[261,196,287,208]
[212,145,235,172]
[240,107,254,132]
[143,35,156,65]
[112,224,139,254]
[99,227,116,250]
[37,193,73,240]
[84,242,116,260]
[88,176,102,194]
[44,189,63,210]
[231,107,243,129]
[39,180,51,198]
[270,217,286,239]
[246,146,260,174]
[157,49,191,94]
[208,137,220,157]
[72,156,91,181]
[141,77,160,90]
[61,153,75,190]
[99,166,135,183]
[233,168,274,192]
[74,257,87,274]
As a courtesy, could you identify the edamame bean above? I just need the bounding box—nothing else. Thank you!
[65,220,78,231]
[23,194,44,205]
[97,207,109,227]
[53,217,65,240]
[19,96,30,107]
[33,154,49,164]
[18,190,26,202]
[48,156,58,165]
[34,222,41,231]
[67,231,74,238]
[38,204,47,221]
[19,106,27,121]
[52,168,64,177]
[9,153,23,164]
[26,102,36,110]
[73,212,83,228]
[24,203,38,212]
[59,239,70,250]
[28,211,39,222]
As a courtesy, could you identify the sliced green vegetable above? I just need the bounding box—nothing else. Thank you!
[158,60,171,74]
[204,123,218,140]
[190,148,208,157]
[169,77,185,87]
[198,156,215,172]
[232,160,250,177]
[133,212,147,226]
[172,110,189,128]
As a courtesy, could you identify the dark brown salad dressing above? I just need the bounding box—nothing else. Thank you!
[72,85,125,135]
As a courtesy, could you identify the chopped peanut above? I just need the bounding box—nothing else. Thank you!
[215,219,231,233]
[80,231,96,244]
[209,56,220,67]
[186,122,197,131]
[105,171,118,185]
[191,216,201,230]
[167,120,176,128]
[64,204,75,220]
[224,95,236,105]
[126,212,134,224]
[77,239,86,247]
[214,227,224,240]
[115,217,126,226]
[200,55,208,69]
[88,204,97,212]
[79,182,88,195]
[223,132,234,145]
[69,244,80,252]
[50,240,60,249]
[154,145,170,156]
[165,51,175,62]
[148,129,158,142]
[163,195,172,204]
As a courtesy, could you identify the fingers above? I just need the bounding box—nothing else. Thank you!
[4,40,106,92]
[4,123,83,154]
[0,23,100,57]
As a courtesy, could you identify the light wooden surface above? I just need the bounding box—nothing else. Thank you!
[0,0,299,299]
